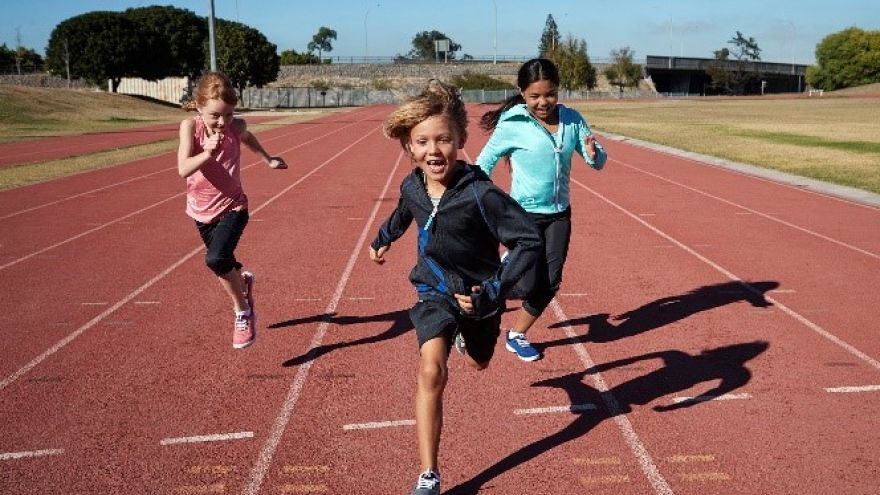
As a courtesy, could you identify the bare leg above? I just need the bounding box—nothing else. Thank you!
[415,337,449,473]
[217,268,248,312]
[511,308,539,335]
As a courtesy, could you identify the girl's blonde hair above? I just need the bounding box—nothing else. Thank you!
[383,79,467,151]
[182,71,238,112]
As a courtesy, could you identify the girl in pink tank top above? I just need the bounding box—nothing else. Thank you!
[177,71,288,350]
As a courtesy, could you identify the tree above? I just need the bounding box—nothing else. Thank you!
[124,6,207,80]
[1,42,42,74]
[45,11,154,91]
[538,14,560,57]
[280,48,318,65]
[307,26,337,63]
[547,35,596,90]
[407,31,461,60]
[604,47,642,93]
[212,19,279,92]
[707,31,762,95]
[807,27,880,91]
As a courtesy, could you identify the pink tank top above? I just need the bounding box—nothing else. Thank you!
[185,116,248,223]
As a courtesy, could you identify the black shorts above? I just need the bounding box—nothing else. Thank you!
[409,293,502,363]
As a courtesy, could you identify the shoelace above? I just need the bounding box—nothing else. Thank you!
[234,315,250,331]
[416,473,439,489]
[510,335,530,347]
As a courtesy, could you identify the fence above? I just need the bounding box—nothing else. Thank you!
[241,87,662,109]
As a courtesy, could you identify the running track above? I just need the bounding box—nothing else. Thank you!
[1,105,878,494]
[0,115,282,168]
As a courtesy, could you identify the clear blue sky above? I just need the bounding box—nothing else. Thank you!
[2,0,878,65]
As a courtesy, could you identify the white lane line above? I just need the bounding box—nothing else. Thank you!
[0,120,323,221]
[550,300,673,495]
[0,117,371,272]
[825,385,880,393]
[134,301,161,305]
[160,431,254,446]
[342,419,416,431]
[0,111,387,391]
[612,158,880,260]
[81,302,109,306]
[572,177,880,372]
[243,123,393,495]
[0,448,64,461]
[608,137,880,211]
[671,393,752,404]
[513,404,597,415]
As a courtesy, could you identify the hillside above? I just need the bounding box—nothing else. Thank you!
[0,85,183,141]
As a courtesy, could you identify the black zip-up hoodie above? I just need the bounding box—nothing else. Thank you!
[371,162,542,318]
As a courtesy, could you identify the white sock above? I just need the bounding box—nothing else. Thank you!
[508,330,525,339]
[236,308,251,317]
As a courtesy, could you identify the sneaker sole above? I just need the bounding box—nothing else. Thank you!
[505,342,541,362]
[233,339,254,349]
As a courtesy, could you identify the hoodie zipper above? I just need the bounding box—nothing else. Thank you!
[531,112,564,212]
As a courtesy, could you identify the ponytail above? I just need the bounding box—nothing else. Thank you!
[479,93,524,131]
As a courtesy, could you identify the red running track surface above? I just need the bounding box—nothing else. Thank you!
[0,105,878,495]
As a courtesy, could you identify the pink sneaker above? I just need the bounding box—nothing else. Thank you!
[233,310,256,349]
[242,271,255,311]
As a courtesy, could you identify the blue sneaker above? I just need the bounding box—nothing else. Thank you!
[505,331,541,361]
[410,469,440,495]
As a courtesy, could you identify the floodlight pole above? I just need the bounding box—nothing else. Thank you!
[208,0,218,71]
[364,3,380,62]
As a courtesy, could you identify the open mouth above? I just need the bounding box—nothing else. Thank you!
[426,159,446,173]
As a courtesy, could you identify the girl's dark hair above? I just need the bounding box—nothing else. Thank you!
[479,58,560,131]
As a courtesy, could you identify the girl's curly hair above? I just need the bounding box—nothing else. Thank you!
[383,79,468,151]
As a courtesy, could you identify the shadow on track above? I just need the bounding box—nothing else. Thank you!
[446,340,769,494]
[540,280,779,349]
[268,310,413,367]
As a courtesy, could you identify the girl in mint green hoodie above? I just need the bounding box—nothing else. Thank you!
[476,58,607,362]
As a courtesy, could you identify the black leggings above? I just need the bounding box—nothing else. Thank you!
[196,209,249,276]
[520,208,571,317]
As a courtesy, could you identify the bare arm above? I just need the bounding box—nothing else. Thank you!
[236,119,287,169]
[177,118,220,178]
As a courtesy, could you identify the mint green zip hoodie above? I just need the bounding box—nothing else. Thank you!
[476,103,607,214]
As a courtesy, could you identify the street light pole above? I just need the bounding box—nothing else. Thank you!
[364,3,380,62]
[491,0,497,64]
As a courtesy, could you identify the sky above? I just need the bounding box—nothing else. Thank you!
[2,0,878,65]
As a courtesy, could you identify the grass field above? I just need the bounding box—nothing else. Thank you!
[2,85,878,195]
[574,94,880,194]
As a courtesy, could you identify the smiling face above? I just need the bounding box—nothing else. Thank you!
[197,98,235,135]
[408,115,464,188]
[521,78,559,123]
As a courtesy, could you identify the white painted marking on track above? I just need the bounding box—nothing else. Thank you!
[81,302,109,306]
[825,385,880,393]
[572,177,880,372]
[347,297,374,301]
[0,448,64,461]
[0,109,385,391]
[513,404,597,415]
[612,158,880,260]
[0,122,319,221]
[549,300,674,495]
[244,112,394,495]
[134,301,161,305]
[0,119,369,272]
[342,419,416,430]
[671,393,751,404]
[160,431,254,445]
[768,289,797,294]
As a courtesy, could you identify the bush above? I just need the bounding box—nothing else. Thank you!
[450,71,514,90]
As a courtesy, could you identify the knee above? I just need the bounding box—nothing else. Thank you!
[417,360,448,391]
[205,253,232,276]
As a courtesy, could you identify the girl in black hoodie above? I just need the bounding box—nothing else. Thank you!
[369,80,542,495]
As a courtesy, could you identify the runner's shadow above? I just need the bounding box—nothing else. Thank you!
[542,280,779,348]
[269,310,413,367]
[445,340,769,494]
